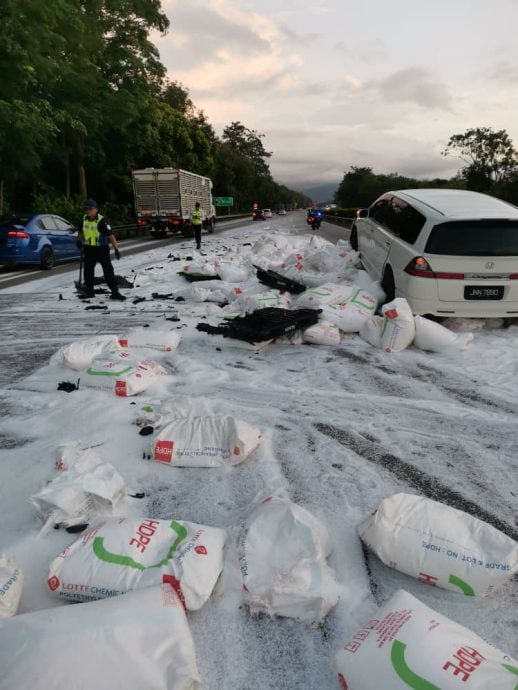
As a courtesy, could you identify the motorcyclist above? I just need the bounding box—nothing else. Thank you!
[307,208,322,230]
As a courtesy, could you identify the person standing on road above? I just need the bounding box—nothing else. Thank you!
[190,202,203,251]
[77,199,126,300]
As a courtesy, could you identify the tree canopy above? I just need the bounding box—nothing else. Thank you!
[442,127,518,192]
[0,0,310,216]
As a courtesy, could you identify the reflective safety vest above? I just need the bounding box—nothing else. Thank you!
[83,214,105,246]
[191,209,203,226]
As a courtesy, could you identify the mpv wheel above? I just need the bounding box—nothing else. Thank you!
[40,246,55,270]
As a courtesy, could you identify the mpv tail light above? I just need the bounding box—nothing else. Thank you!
[7,229,29,239]
[404,257,464,280]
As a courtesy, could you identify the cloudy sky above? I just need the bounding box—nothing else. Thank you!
[154,0,518,194]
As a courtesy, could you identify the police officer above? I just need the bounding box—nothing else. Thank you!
[190,202,203,250]
[77,199,126,300]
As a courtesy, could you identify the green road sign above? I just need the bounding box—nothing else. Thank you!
[213,196,234,207]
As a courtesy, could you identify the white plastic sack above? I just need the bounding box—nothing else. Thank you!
[217,263,249,282]
[48,516,226,611]
[359,315,384,348]
[31,446,127,534]
[414,315,474,352]
[303,320,341,346]
[118,328,181,353]
[336,589,518,690]
[0,586,201,690]
[380,298,416,352]
[239,290,292,313]
[152,415,262,467]
[322,304,368,333]
[358,493,518,596]
[82,351,167,396]
[0,556,23,619]
[50,335,120,370]
[295,283,355,309]
[236,496,342,622]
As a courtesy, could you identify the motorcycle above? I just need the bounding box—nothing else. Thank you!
[307,211,322,231]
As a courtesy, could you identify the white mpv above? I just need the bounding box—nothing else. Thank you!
[350,188,518,317]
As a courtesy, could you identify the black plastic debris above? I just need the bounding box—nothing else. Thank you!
[177,272,221,282]
[58,293,64,301]
[65,523,88,534]
[152,292,175,300]
[139,426,154,436]
[85,305,108,310]
[57,379,80,393]
[196,307,321,344]
[254,265,306,294]
[132,296,147,305]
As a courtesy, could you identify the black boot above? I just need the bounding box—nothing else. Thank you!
[110,292,126,301]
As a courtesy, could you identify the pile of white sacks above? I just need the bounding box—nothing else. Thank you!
[158,231,474,353]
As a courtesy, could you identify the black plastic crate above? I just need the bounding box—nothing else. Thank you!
[254,266,306,294]
[197,307,321,344]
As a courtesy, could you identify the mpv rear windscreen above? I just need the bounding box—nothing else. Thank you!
[425,220,518,256]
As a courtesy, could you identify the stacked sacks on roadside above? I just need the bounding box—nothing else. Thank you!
[231,496,343,622]
[335,589,518,690]
[359,297,474,353]
[235,289,293,314]
[295,283,378,344]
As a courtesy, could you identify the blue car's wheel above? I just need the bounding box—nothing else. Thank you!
[40,246,55,270]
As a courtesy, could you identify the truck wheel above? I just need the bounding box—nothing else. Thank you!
[40,246,55,270]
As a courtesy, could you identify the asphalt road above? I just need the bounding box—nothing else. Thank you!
[0,215,347,389]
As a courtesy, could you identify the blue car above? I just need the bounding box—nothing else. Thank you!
[0,213,81,269]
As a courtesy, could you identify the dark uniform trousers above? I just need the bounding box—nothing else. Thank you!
[83,245,118,293]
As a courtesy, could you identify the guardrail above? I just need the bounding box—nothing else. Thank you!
[322,214,355,229]
[113,213,252,240]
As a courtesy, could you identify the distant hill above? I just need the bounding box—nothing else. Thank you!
[295,182,338,204]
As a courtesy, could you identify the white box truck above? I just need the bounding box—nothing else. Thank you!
[132,168,216,238]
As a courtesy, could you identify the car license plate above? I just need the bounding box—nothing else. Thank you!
[464,285,504,300]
